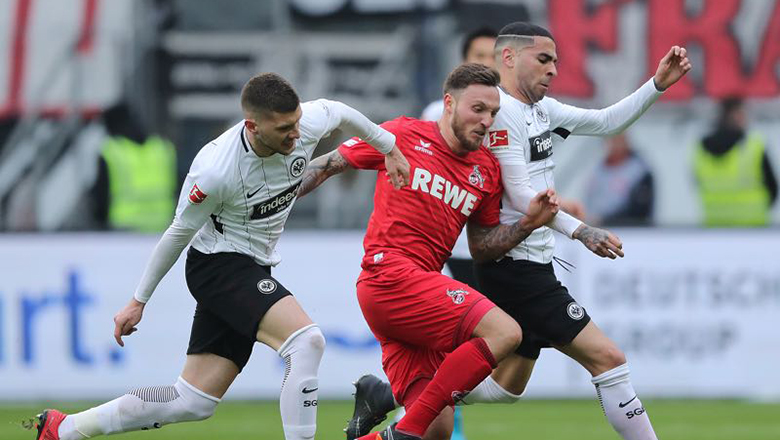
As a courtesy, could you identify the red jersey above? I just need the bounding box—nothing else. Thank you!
[338,116,502,273]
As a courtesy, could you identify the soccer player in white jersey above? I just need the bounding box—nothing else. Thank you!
[461,22,691,440]
[33,73,410,440]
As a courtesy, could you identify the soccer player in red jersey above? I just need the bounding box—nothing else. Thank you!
[298,63,558,440]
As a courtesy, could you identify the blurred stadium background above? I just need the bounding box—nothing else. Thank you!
[1,0,779,439]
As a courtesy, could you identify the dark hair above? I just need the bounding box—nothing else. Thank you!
[497,22,554,41]
[461,27,498,60]
[240,73,300,115]
[443,63,501,95]
[718,96,744,127]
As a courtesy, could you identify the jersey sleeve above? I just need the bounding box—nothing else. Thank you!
[338,118,403,170]
[486,108,539,216]
[301,99,396,154]
[544,78,663,138]
[174,149,223,230]
[487,103,583,238]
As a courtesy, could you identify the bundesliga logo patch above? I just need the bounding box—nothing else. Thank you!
[487,130,509,148]
[188,184,207,204]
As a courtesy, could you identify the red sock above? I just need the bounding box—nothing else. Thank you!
[395,338,497,437]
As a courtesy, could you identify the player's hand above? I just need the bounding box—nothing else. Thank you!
[572,224,624,259]
[653,45,692,91]
[384,146,411,189]
[524,189,560,229]
[113,298,145,347]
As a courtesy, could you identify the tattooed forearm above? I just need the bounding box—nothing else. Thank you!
[298,150,351,198]
[467,218,535,263]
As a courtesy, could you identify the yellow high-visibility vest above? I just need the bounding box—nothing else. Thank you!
[102,135,177,232]
[694,133,769,227]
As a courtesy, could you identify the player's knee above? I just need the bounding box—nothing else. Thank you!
[297,325,326,360]
[501,321,523,354]
[595,345,626,373]
[181,400,217,422]
[305,326,326,355]
[173,378,220,422]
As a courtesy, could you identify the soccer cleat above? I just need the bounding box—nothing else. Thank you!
[362,423,421,440]
[35,410,67,440]
[346,374,396,440]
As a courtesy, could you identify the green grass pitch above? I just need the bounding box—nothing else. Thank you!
[2,399,779,439]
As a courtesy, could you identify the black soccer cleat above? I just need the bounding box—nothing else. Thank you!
[345,374,397,440]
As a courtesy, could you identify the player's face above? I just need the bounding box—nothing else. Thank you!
[247,106,303,156]
[449,84,500,152]
[465,37,497,68]
[513,36,557,103]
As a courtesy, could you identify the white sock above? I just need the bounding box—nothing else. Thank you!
[459,375,523,405]
[277,324,326,440]
[58,377,219,440]
[592,364,658,440]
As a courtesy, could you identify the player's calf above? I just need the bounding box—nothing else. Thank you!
[277,324,326,440]
[592,363,658,440]
[46,376,219,440]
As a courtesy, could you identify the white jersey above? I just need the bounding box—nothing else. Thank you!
[176,99,394,267]
[131,98,397,304]
[485,79,663,263]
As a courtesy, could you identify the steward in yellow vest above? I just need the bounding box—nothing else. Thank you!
[694,97,777,227]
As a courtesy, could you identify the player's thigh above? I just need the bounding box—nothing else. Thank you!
[255,295,315,351]
[555,320,626,376]
[492,353,536,396]
[186,248,298,349]
[476,258,590,350]
[358,268,494,352]
[180,353,240,399]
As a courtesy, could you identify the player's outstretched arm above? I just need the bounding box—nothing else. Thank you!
[653,45,692,91]
[298,149,353,198]
[114,222,198,346]
[468,189,559,263]
[571,224,624,259]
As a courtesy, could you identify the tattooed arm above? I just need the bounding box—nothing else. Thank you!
[468,189,559,263]
[571,224,625,259]
[298,150,353,198]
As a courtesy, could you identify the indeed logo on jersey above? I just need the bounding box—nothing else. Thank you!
[411,168,479,216]
[529,130,552,162]
[251,182,300,220]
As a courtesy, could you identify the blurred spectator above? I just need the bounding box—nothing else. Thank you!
[420,27,498,122]
[91,103,177,232]
[693,97,778,227]
[584,133,654,226]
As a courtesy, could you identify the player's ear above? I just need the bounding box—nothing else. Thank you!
[443,93,456,114]
[502,46,515,69]
[244,119,257,133]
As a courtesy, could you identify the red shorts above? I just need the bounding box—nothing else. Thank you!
[357,252,495,406]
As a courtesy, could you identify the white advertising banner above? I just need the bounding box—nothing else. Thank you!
[0,230,778,401]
